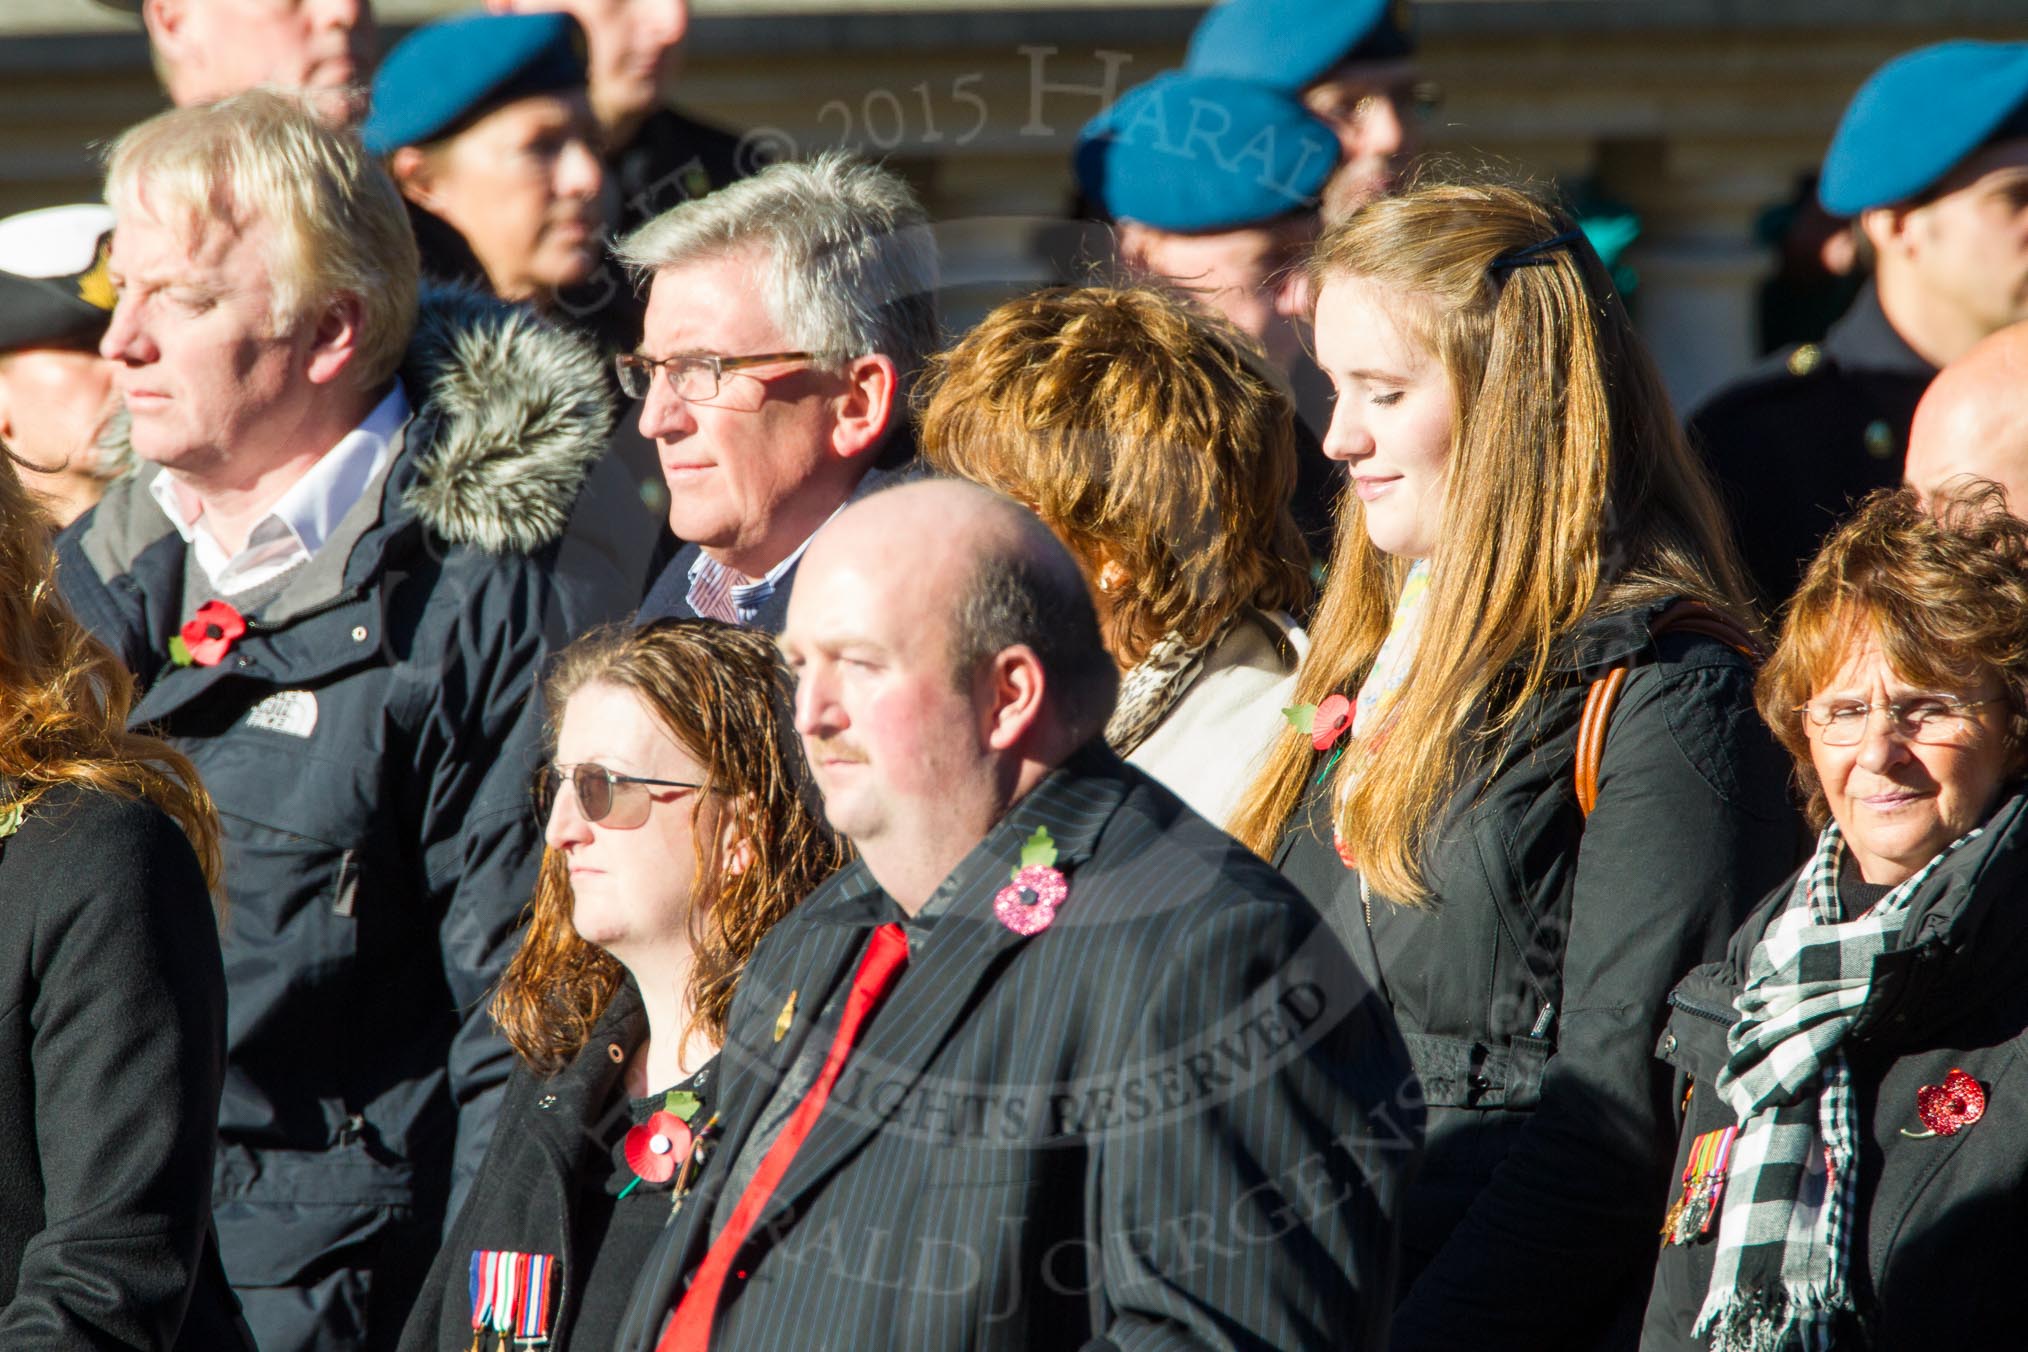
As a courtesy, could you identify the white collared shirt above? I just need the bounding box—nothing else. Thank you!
[150,382,410,595]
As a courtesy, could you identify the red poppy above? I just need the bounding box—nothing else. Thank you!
[1311,693,1353,751]
[623,1111,694,1185]
[1915,1068,1985,1138]
[180,600,247,667]
[993,863,1069,937]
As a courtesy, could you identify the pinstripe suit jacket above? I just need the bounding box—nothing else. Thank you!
[615,746,1421,1351]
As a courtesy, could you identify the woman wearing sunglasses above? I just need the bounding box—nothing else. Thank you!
[400,619,848,1352]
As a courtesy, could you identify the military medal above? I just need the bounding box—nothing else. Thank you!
[1662,1125,1737,1246]
[467,1250,555,1347]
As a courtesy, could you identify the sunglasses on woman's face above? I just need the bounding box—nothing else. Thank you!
[540,762,703,829]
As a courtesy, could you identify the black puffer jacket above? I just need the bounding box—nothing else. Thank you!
[54,290,628,1350]
[1276,600,1803,1350]
[1642,788,2028,1351]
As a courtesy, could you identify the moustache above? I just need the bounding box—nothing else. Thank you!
[805,737,866,765]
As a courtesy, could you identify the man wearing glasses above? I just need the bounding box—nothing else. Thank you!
[622,152,937,632]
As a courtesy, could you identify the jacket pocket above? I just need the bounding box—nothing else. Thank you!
[1402,1028,1553,1110]
[213,808,365,1148]
[1655,965,1738,1084]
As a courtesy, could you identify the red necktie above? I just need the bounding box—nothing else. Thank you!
[657,922,910,1352]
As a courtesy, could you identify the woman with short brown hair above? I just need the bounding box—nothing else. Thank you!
[401,619,848,1352]
[1644,486,2028,1352]
[919,284,1312,824]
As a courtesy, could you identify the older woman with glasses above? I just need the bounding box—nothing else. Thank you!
[400,619,848,1352]
[1643,486,2028,1352]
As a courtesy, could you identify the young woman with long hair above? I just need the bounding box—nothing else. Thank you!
[0,450,249,1349]
[400,619,848,1352]
[1231,178,1802,1349]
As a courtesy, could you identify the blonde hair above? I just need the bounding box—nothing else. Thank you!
[104,89,419,390]
[917,285,1311,664]
[1759,484,2028,825]
[1231,176,1752,900]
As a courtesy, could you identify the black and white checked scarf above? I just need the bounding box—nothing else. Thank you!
[1695,821,1977,1351]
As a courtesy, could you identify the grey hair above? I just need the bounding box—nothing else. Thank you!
[617,151,939,379]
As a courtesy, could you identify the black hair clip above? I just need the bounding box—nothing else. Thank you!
[1488,228,1584,275]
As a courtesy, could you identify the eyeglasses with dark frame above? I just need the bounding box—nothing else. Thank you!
[540,762,705,828]
[613,350,821,403]
[1795,694,2002,747]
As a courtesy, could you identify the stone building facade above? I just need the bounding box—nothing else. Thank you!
[6,0,2024,405]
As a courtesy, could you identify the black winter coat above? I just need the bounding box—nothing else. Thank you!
[1642,787,2028,1351]
[54,291,626,1350]
[1276,600,1803,1351]
[400,983,717,1352]
[0,784,252,1351]
[1688,282,1932,609]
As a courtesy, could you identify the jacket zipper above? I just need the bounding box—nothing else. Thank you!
[1667,989,1735,1026]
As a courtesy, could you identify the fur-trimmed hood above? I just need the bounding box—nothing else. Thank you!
[396,284,614,555]
[90,284,614,566]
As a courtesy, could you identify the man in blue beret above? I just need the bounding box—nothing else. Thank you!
[1076,71,1343,553]
[1186,0,1427,219]
[1692,39,2028,608]
[95,0,375,126]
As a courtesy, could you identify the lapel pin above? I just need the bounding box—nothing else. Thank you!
[1902,1067,1985,1139]
[774,990,797,1043]
[994,825,1070,936]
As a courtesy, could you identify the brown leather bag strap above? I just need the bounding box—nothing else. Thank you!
[1574,666,1626,816]
[1575,601,1763,817]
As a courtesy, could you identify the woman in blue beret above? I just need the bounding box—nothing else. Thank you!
[368,12,608,316]
[1232,176,1801,1349]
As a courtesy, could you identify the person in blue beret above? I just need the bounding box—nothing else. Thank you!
[479,0,757,353]
[483,0,752,236]
[366,10,608,315]
[1077,72,1335,378]
[1690,39,2028,612]
[1076,71,1343,554]
[1185,0,1430,218]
